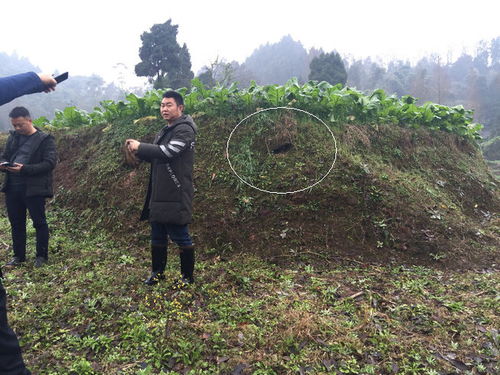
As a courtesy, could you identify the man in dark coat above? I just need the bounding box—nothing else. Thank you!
[1,107,57,267]
[0,71,57,375]
[126,90,197,285]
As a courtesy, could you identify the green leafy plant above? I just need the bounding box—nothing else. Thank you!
[38,79,483,140]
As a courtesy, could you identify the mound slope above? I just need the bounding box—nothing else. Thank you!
[49,114,499,270]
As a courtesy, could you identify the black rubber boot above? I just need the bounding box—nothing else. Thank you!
[144,244,167,285]
[179,245,195,284]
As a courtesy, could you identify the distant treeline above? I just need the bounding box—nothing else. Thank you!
[197,35,500,139]
[346,42,500,139]
[2,34,500,139]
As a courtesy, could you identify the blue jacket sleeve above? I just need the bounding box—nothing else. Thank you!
[0,72,45,106]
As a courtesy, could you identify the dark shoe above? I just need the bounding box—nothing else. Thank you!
[34,257,48,268]
[144,271,165,286]
[5,257,24,267]
[179,245,195,284]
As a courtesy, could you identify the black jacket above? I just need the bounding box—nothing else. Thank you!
[1,129,57,197]
[137,115,197,225]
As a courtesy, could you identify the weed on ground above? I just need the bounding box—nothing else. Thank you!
[0,214,498,374]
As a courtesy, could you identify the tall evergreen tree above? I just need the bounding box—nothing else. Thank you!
[308,52,347,85]
[135,19,194,89]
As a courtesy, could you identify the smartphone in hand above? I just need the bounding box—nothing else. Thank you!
[54,72,69,83]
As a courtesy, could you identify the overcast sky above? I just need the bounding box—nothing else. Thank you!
[1,0,499,85]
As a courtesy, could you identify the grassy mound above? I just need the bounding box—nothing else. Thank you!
[49,112,499,270]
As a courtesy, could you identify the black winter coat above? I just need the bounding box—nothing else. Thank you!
[137,115,197,225]
[1,129,57,197]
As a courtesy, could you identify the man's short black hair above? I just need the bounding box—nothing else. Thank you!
[9,106,31,119]
[163,90,184,106]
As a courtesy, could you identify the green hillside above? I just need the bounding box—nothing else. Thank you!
[0,81,498,374]
[46,80,498,269]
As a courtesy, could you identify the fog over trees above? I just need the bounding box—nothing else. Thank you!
[344,37,500,139]
[197,35,500,139]
[2,33,499,141]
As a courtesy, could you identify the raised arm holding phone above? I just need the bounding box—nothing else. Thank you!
[0,72,58,106]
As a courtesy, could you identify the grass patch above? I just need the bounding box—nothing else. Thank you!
[0,214,498,374]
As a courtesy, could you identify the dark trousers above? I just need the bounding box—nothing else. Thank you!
[5,190,49,261]
[150,222,192,247]
[0,281,31,375]
[150,222,194,275]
